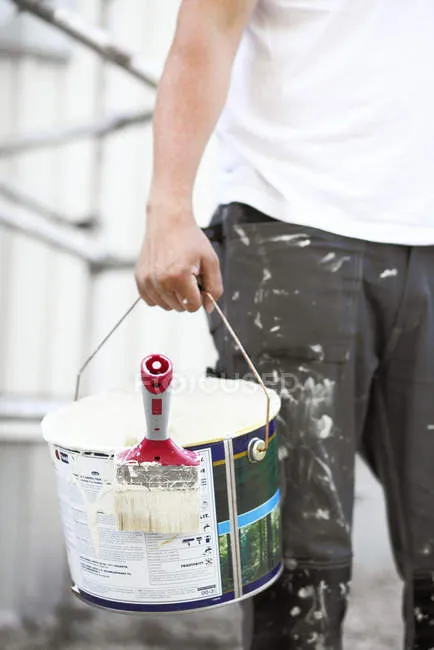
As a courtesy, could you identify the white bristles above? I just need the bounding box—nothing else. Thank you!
[113,486,202,534]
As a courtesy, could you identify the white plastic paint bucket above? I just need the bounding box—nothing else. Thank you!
[42,378,282,613]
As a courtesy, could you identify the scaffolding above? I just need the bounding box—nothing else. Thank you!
[0,0,158,421]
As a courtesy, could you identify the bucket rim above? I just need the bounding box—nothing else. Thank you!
[41,379,281,453]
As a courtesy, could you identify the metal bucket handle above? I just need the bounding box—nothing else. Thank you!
[74,290,271,458]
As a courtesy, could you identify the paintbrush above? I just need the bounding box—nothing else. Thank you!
[113,354,201,534]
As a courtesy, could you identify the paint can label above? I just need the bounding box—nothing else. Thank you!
[53,446,222,605]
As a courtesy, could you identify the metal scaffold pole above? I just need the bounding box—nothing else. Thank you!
[11,0,160,88]
[0,109,154,157]
[0,208,134,272]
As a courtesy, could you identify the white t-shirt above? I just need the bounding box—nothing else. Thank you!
[215,0,434,245]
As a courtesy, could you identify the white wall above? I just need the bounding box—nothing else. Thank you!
[0,0,218,407]
[0,0,219,621]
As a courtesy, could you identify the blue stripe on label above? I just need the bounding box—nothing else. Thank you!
[238,489,280,528]
[217,520,231,535]
[217,488,280,536]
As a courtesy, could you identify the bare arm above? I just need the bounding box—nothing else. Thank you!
[136,0,258,312]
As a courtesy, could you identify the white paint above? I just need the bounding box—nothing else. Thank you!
[284,558,298,570]
[298,586,314,599]
[280,387,289,399]
[320,252,351,272]
[330,256,351,272]
[270,325,281,333]
[339,582,348,597]
[320,252,336,263]
[268,233,310,246]
[314,637,326,650]
[272,289,289,296]
[254,268,272,304]
[318,580,329,623]
[42,379,281,452]
[232,291,240,301]
[233,225,250,246]
[315,455,349,532]
[113,482,201,534]
[290,606,301,616]
[310,344,325,361]
[316,509,330,520]
[254,312,263,329]
[317,415,333,439]
[427,425,434,431]
[380,268,398,279]
[415,607,425,622]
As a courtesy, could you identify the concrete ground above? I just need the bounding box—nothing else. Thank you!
[0,460,404,649]
[0,568,402,650]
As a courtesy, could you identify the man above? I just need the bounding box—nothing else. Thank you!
[135,1,434,648]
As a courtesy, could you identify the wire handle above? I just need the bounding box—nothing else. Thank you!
[74,290,271,452]
[200,290,270,453]
[74,297,141,401]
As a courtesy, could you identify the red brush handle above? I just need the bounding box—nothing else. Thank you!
[118,437,200,466]
[141,354,173,395]
[123,353,201,467]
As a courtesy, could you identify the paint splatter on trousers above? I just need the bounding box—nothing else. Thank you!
[204,202,434,650]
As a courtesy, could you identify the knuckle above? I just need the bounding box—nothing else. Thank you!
[143,276,155,292]
[135,264,151,284]
[156,267,184,288]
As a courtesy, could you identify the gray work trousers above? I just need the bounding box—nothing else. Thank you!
[204,202,434,650]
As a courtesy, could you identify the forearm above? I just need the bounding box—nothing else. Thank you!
[149,42,230,215]
[137,1,257,312]
[148,1,256,221]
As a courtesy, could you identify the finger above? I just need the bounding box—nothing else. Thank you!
[144,280,173,311]
[153,275,188,312]
[171,274,202,312]
[141,294,157,307]
[174,290,192,311]
[200,252,223,313]
[136,267,182,311]
[159,289,186,312]
[156,269,202,312]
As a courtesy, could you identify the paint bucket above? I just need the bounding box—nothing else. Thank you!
[42,379,282,612]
